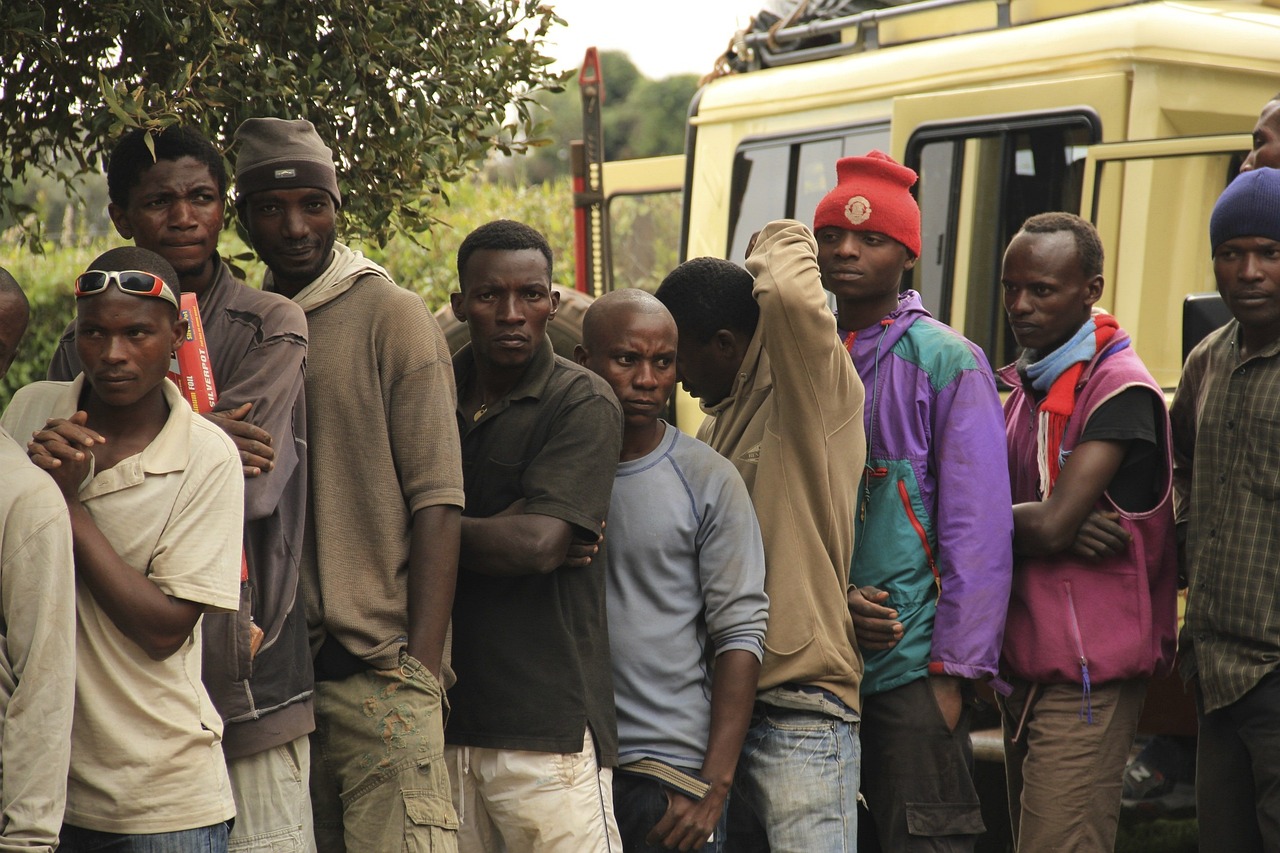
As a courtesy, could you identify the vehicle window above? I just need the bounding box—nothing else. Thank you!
[727,123,891,263]
[907,113,1099,370]
[607,189,683,293]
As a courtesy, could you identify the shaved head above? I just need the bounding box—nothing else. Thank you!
[0,267,30,380]
[581,289,676,354]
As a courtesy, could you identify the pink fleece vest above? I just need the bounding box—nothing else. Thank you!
[1002,343,1178,685]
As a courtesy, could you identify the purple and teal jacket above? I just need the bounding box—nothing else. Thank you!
[846,291,1014,696]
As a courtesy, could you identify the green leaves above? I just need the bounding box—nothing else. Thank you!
[0,0,567,248]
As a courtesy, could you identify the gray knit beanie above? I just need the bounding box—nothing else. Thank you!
[1210,167,1280,251]
[234,118,342,207]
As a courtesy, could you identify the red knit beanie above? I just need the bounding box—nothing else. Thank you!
[813,150,921,257]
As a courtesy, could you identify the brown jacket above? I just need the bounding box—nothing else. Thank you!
[698,220,866,711]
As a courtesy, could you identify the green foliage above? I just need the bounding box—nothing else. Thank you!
[1,176,580,408]
[1,0,568,250]
[512,51,700,183]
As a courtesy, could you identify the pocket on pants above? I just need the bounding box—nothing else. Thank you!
[404,789,459,852]
[905,801,985,837]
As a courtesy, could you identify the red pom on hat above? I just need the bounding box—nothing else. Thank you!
[813,150,921,257]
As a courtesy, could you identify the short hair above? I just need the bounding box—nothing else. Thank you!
[456,219,554,288]
[107,126,227,208]
[82,246,182,311]
[1017,212,1104,279]
[655,257,759,344]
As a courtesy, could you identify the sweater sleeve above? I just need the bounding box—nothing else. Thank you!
[928,361,1014,682]
[381,289,465,514]
[209,298,308,523]
[745,220,865,442]
[695,456,770,660]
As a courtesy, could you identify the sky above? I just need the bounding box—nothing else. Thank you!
[544,0,757,80]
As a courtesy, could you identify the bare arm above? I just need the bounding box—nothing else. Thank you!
[406,504,461,678]
[66,501,203,660]
[647,649,761,851]
[460,510,578,577]
[1012,439,1128,557]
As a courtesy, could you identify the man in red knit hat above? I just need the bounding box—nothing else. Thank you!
[823,150,1013,853]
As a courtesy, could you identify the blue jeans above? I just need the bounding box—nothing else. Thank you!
[613,773,727,853]
[727,705,860,852]
[60,822,230,852]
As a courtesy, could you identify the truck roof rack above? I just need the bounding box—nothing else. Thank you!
[734,0,1152,69]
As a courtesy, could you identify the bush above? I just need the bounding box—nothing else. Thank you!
[1,176,583,409]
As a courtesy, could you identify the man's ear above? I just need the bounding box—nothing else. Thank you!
[573,344,588,367]
[171,316,189,355]
[712,328,744,362]
[1085,274,1104,307]
[108,203,133,240]
[548,287,561,321]
[450,291,466,323]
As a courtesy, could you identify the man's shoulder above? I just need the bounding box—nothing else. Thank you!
[1182,321,1236,375]
[548,354,623,412]
[2,381,68,436]
[667,428,743,483]
[222,277,308,336]
[894,316,991,388]
[185,406,240,462]
[0,429,66,520]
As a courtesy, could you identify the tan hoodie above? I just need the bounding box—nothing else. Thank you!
[698,220,866,711]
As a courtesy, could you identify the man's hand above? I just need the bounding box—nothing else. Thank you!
[28,411,99,500]
[204,402,275,477]
[929,674,965,733]
[847,585,903,650]
[1068,509,1131,560]
[565,520,605,569]
[646,787,726,852]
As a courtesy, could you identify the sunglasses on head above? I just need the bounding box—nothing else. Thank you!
[74,270,179,309]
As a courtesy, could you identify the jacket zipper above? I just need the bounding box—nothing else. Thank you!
[897,479,940,600]
[1063,580,1094,724]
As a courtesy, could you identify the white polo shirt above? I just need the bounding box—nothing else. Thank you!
[1,377,242,834]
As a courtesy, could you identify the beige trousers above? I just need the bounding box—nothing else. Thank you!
[445,728,622,853]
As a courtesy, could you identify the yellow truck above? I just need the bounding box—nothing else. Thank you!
[678,0,1279,389]
[584,0,1279,820]
[591,0,1278,391]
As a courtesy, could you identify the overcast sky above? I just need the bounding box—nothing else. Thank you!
[544,0,757,80]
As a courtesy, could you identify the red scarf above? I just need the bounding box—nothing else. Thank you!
[1036,313,1120,496]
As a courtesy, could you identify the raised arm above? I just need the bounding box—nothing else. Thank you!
[745,220,863,431]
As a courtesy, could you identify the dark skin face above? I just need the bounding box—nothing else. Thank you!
[451,248,559,398]
[673,328,748,408]
[242,187,339,298]
[815,227,917,331]
[576,304,677,461]
[109,157,224,298]
[75,287,186,441]
[1241,100,1280,173]
[0,293,27,380]
[1215,235,1280,357]
[1001,230,1103,354]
